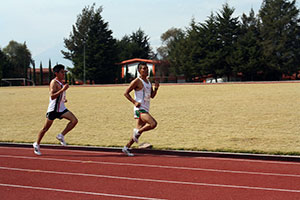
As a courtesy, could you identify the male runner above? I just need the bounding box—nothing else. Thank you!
[122,62,159,156]
[33,64,78,155]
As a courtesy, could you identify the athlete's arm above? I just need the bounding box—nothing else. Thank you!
[151,80,159,98]
[49,80,69,100]
[124,78,141,107]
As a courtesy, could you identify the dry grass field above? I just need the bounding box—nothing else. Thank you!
[0,82,300,155]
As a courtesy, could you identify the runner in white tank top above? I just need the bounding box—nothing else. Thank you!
[123,62,160,156]
[33,64,78,156]
[47,79,67,113]
[134,77,152,114]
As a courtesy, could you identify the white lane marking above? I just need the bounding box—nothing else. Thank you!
[0,183,165,200]
[1,145,300,166]
[0,154,300,178]
[1,166,300,194]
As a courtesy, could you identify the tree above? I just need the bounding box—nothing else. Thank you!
[159,27,186,77]
[32,61,36,85]
[48,59,52,83]
[0,49,11,81]
[62,4,118,84]
[40,62,43,85]
[3,41,33,79]
[130,28,152,59]
[232,9,264,81]
[117,28,152,61]
[198,13,220,80]
[215,3,240,80]
[259,0,300,80]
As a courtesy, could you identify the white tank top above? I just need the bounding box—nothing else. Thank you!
[134,77,152,112]
[47,79,66,113]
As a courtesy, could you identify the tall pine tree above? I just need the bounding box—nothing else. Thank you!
[62,4,118,84]
[39,62,43,85]
[232,9,264,81]
[259,0,300,80]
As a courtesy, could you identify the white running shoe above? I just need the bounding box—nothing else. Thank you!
[56,133,66,146]
[133,128,141,143]
[122,146,134,157]
[33,142,41,156]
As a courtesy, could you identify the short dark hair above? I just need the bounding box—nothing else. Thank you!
[53,64,65,73]
[138,61,148,71]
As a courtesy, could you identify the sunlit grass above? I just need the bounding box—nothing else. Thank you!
[0,82,300,155]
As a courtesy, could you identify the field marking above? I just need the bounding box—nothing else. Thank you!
[1,166,300,194]
[1,145,300,166]
[0,183,165,200]
[1,154,300,178]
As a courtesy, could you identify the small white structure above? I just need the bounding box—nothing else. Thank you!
[118,58,159,79]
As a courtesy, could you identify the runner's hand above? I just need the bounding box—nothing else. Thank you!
[154,81,159,89]
[63,84,69,91]
[134,101,141,107]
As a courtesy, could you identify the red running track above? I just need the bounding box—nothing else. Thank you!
[1,146,300,200]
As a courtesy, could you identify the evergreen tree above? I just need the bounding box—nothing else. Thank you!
[259,0,300,80]
[117,29,152,61]
[198,14,220,80]
[62,4,118,84]
[232,9,264,81]
[48,59,52,83]
[215,3,240,80]
[32,61,36,86]
[40,62,43,85]
[0,49,11,81]
[130,28,152,59]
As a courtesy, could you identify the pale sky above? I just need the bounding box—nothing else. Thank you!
[0,0,265,67]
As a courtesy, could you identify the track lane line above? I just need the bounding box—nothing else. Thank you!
[1,154,300,178]
[0,183,165,200]
[1,166,300,194]
[1,145,300,166]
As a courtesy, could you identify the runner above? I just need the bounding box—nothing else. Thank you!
[122,62,159,156]
[33,64,78,155]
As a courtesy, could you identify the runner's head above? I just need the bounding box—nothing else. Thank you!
[53,64,67,79]
[137,62,148,77]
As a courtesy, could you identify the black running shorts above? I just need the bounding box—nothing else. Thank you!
[46,109,69,120]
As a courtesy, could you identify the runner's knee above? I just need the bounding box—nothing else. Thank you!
[72,117,78,125]
[150,121,157,129]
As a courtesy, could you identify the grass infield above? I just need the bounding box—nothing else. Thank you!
[0,82,300,155]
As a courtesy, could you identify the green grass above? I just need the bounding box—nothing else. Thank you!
[1,82,300,155]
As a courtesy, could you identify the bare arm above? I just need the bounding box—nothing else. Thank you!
[151,80,160,98]
[49,80,69,100]
[124,78,141,107]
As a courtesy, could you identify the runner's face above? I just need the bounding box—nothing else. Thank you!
[139,65,148,77]
[56,69,65,80]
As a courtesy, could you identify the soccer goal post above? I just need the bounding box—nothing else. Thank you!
[1,78,35,86]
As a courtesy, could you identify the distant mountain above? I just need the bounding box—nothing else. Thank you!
[33,42,73,68]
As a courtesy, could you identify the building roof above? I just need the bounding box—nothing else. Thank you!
[117,58,160,65]
[28,68,50,73]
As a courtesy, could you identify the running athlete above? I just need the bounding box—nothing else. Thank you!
[33,64,78,155]
[122,62,159,156]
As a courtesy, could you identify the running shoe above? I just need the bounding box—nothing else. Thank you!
[122,146,134,157]
[56,133,67,146]
[33,142,41,156]
[133,128,141,143]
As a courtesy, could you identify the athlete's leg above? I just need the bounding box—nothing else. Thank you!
[125,118,145,148]
[60,111,78,136]
[37,119,53,144]
[138,113,157,134]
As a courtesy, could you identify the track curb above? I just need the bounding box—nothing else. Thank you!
[1,142,300,162]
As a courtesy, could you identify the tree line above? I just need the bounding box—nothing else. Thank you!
[1,0,299,85]
[160,0,300,81]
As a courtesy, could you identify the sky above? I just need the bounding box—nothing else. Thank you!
[0,0,265,67]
